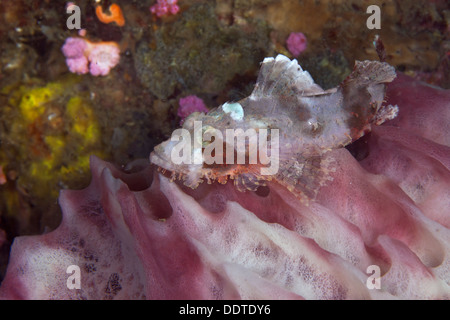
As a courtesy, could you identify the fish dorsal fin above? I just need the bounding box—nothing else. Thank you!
[342,60,396,88]
[250,54,324,99]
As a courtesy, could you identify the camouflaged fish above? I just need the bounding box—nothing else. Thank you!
[150,54,398,203]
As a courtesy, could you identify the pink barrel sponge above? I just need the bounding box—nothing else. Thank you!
[178,95,209,124]
[286,32,307,57]
[150,0,180,17]
[61,37,120,76]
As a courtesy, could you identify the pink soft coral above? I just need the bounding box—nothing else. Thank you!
[61,37,89,74]
[177,95,209,124]
[286,32,307,57]
[88,43,121,76]
[150,0,180,17]
[61,37,120,76]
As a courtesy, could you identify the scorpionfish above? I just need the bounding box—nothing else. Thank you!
[150,54,398,203]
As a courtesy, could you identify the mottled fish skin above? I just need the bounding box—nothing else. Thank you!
[150,54,398,203]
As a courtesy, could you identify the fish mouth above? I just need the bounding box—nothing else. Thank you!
[149,141,178,172]
[149,141,196,180]
[149,151,167,169]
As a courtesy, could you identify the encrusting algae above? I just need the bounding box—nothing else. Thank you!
[0,75,104,233]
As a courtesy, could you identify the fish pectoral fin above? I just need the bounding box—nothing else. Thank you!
[373,104,399,125]
[276,154,336,203]
[233,172,268,192]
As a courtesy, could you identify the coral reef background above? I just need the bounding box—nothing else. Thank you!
[0,0,449,284]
